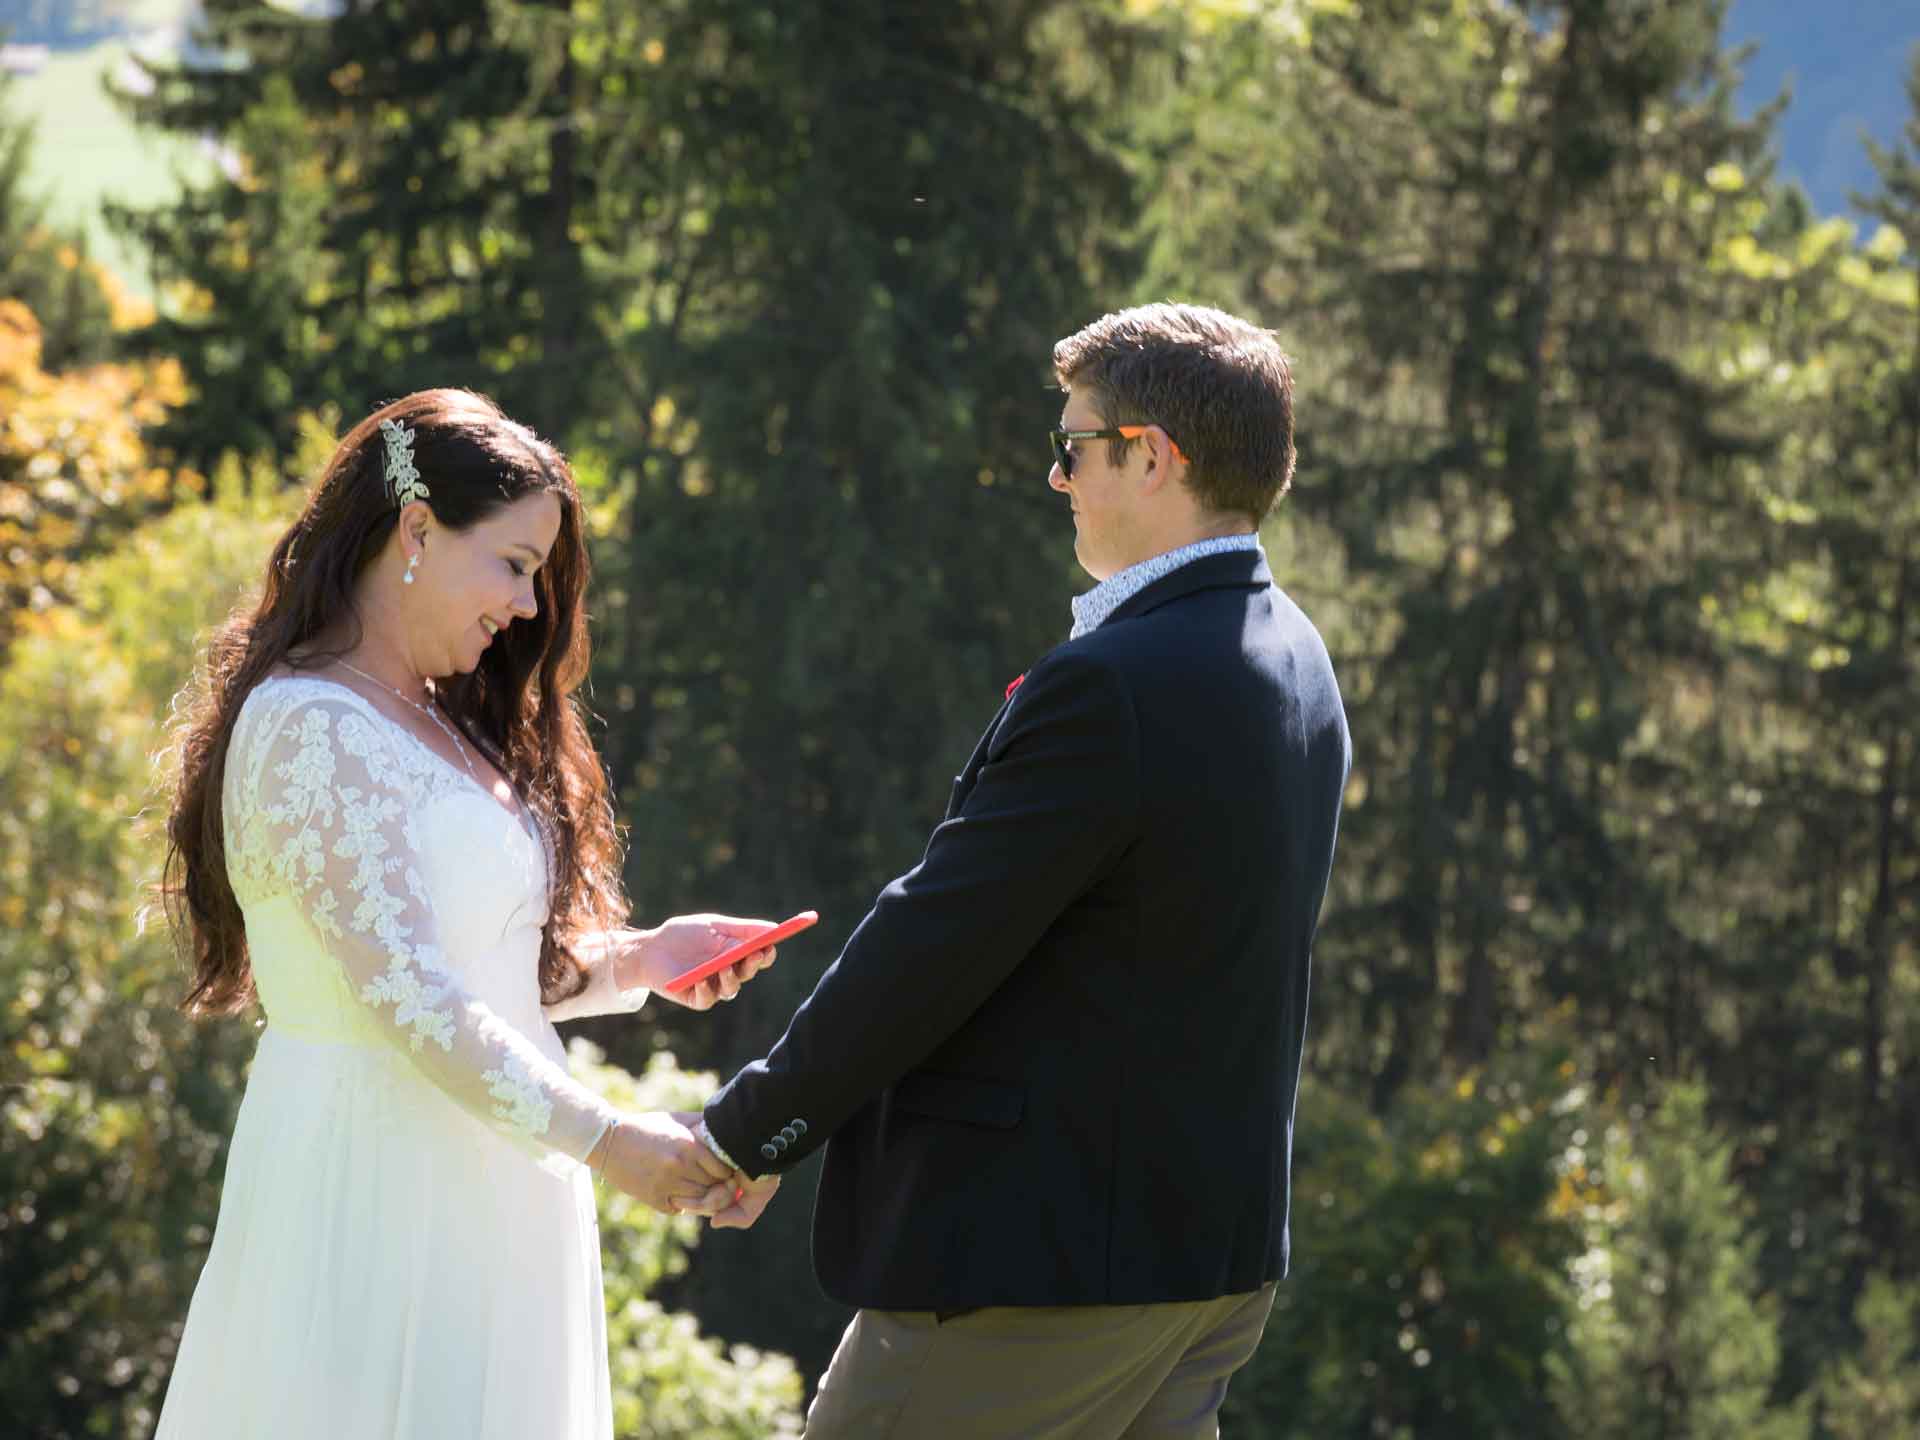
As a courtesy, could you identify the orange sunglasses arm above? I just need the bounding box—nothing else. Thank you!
[1116,425,1187,466]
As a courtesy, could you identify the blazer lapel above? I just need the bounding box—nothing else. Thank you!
[947,689,1018,819]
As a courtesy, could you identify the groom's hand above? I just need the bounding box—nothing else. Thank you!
[708,1172,781,1230]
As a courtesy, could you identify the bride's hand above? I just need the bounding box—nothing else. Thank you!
[597,1113,738,1215]
[614,915,781,1011]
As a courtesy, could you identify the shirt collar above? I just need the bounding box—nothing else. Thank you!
[1069,533,1263,639]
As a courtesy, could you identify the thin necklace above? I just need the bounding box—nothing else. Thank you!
[337,659,480,785]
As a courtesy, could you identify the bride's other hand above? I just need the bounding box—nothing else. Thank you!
[614,915,781,1011]
[598,1113,739,1215]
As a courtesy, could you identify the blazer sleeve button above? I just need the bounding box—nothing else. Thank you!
[760,1143,779,1161]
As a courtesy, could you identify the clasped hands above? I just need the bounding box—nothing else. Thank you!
[588,914,783,1227]
[589,1112,781,1228]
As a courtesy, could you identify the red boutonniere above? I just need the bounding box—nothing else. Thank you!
[1005,672,1027,701]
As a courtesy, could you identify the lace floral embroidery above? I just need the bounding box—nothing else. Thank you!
[266,707,336,902]
[222,678,610,1162]
[332,782,460,1051]
[242,698,463,1053]
[362,949,458,1053]
[484,1055,554,1137]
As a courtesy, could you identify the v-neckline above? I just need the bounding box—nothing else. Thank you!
[391,713,543,848]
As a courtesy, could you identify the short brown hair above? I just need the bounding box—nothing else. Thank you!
[1052,302,1296,522]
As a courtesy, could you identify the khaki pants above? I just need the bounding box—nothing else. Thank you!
[802,1284,1277,1439]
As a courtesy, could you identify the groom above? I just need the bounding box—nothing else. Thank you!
[699,302,1350,1437]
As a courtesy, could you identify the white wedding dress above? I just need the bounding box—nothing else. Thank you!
[156,675,647,1440]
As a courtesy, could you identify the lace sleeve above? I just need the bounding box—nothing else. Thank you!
[542,933,649,1024]
[242,692,619,1163]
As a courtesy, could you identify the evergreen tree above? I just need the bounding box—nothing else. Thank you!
[1841,38,1920,1303]
[1685,46,1920,1389]
[113,0,620,459]
[1813,1274,1920,1439]
[574,0,1140,1374]
[1553,1083,1809,1440]
[1225,1050,1585,1438]
[1131,0,1787,1102]
[1121,0,1916,1407]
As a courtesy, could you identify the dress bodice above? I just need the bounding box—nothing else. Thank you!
[220,675,616,1161]
[227,677,551,1044]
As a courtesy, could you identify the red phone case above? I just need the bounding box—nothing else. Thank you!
[661,911,819,993]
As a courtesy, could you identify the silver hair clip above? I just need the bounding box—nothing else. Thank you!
[380,418,430,507]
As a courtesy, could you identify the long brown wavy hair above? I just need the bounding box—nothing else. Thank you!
[163,389,625,1015]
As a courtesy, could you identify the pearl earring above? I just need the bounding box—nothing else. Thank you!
[403,553,420,585]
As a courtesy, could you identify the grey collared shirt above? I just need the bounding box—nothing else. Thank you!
[1068,533,1263,639]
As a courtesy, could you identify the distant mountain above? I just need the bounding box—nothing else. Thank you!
[1725,0,1916,219]
[0,1,140,51]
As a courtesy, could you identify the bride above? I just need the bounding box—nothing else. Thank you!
[153,389,778,1439]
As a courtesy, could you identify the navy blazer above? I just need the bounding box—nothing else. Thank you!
[704,550,1350,1310]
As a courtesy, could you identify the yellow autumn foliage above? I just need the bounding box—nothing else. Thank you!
[0,297,189,649]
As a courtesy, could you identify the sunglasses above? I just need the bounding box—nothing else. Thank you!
[1049,426,1187,480]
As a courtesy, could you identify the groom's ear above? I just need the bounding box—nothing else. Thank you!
[1138,425,1181,494]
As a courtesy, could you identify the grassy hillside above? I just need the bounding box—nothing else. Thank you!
[7,0,203,296]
